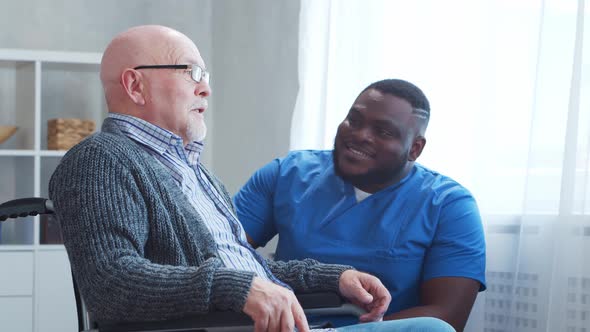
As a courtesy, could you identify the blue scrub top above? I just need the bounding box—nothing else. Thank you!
[234,150,486,315]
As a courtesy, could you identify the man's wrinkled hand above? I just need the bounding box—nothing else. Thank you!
[338,270,391,322]
[243,277,310,332]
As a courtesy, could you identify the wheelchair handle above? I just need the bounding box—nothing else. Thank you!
[0,198,54,221]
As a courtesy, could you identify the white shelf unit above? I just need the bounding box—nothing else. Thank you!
[0,49,105,332]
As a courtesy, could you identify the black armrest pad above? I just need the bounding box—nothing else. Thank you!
[296,292,344,309]
[98,292,347,332]
[99,311,253,332]
[0,197,53,221]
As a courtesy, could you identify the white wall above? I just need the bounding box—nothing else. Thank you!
[0,1,213,53]
[210,0,300,194]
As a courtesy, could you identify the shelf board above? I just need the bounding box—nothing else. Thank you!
[39,150,67,157]
[0,149,36,156]
[0,49,101,64]
[0,149,67,157]
[0,244,66,252]
[0,245,66,252]
[0,245,35,252]
[37,244,66,251]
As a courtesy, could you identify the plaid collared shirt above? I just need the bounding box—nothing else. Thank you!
[109,113,279,283]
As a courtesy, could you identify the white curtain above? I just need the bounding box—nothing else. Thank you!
[292,0,590,331]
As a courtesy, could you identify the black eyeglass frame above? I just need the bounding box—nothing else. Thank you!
[133,64,210,84]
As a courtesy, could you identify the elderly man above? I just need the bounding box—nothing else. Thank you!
[234,79,486,332]
[49,26,453,332]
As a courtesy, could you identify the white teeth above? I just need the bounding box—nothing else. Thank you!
[349,147,370,158]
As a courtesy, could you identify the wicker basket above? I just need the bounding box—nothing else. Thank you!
[47,118,95,150]
[0,125,18,144]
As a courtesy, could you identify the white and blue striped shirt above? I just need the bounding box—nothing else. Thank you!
[109,113,277,282]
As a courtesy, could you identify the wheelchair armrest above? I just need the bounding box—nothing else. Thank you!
[297,292,367,318]
[0,197,54,221]
[96,292,364,332]
[98,311,254,332]
[297,291,343,308]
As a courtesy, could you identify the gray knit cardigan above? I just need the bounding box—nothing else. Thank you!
[49,118,351,323]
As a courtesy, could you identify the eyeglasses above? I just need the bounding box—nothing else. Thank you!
[133,64,210,84]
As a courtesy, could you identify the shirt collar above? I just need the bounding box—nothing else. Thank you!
[185,141,204,167]
[108,113,204,165]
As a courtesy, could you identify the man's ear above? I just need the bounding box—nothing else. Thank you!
[121,69,146,105]
[409,136,426,161]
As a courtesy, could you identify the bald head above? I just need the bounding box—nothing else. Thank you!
[99,25,211,145]
[100,25,203,114]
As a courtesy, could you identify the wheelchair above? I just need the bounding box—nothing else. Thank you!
[0,197,364,332]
